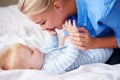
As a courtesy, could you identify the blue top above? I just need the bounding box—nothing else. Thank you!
[64,0,120,47]
[99,0,120,47]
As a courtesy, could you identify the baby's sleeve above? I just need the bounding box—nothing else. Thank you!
[44,40,79,74]
[40,35,59,54]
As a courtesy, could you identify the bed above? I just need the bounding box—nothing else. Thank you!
[0,5,120,80]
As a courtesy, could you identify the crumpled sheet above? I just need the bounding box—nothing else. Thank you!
[0,63,120,80]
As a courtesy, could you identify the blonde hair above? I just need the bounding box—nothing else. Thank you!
[0,43,28,70]
[18,0,54,15]
[18,0,68,15]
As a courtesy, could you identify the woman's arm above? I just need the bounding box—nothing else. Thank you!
[91,36,118,49]
[70,27,118,50]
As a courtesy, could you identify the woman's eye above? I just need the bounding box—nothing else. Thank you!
[41,21,46,25]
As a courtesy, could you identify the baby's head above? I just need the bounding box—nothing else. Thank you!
[0,43,44,70]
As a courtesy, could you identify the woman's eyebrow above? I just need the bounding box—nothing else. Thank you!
[36,22,39,24]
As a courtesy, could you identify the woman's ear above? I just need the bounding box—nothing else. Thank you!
[53,1,64,12]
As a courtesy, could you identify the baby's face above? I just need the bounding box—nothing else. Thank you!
[21,47,44,70]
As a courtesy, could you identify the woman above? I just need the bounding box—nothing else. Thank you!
[18,0,118,63]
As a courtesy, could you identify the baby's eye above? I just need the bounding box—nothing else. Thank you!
[31,50,34,55]
[29,48,33,55]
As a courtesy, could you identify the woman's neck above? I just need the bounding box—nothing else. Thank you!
[66,0,77,16]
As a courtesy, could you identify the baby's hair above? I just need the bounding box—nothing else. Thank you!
[18,0,68,15]
[0,43,27,70]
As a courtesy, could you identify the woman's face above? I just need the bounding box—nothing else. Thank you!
[26,0,76,31]
[28,10,67,30]
[27,0,70,31]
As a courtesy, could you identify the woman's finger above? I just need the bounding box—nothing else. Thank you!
[71,38,87,45]
[76,45,87,50]
[70,36,84,42]
[70,40,87,50]
[78,27,89,33]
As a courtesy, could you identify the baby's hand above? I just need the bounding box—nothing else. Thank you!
[63,20,79,35]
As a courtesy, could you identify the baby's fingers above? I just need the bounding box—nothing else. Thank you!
[73,20,76,27]
[68,19,72,27]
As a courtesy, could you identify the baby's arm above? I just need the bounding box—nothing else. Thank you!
[40,34,59,54]
[44,21,80,74]
[44,41,79,74]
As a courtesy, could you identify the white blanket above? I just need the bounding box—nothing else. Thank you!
[0,63,120,80]
[0,5,120,80]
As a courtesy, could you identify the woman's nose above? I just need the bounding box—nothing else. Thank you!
[41,25,52,30]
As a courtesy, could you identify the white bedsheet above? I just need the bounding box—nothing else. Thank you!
[0,63,120,80]
[0,5,120,80]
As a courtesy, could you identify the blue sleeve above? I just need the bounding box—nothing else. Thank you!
[44,41,79,74]
[40,35,59,54]
[99,0,120,47]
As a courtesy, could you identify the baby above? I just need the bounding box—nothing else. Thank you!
[0,43,44,70]
[0,20,112,74]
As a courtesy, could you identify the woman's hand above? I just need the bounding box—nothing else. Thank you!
[70,27,94,50]
[63,20,94,50]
